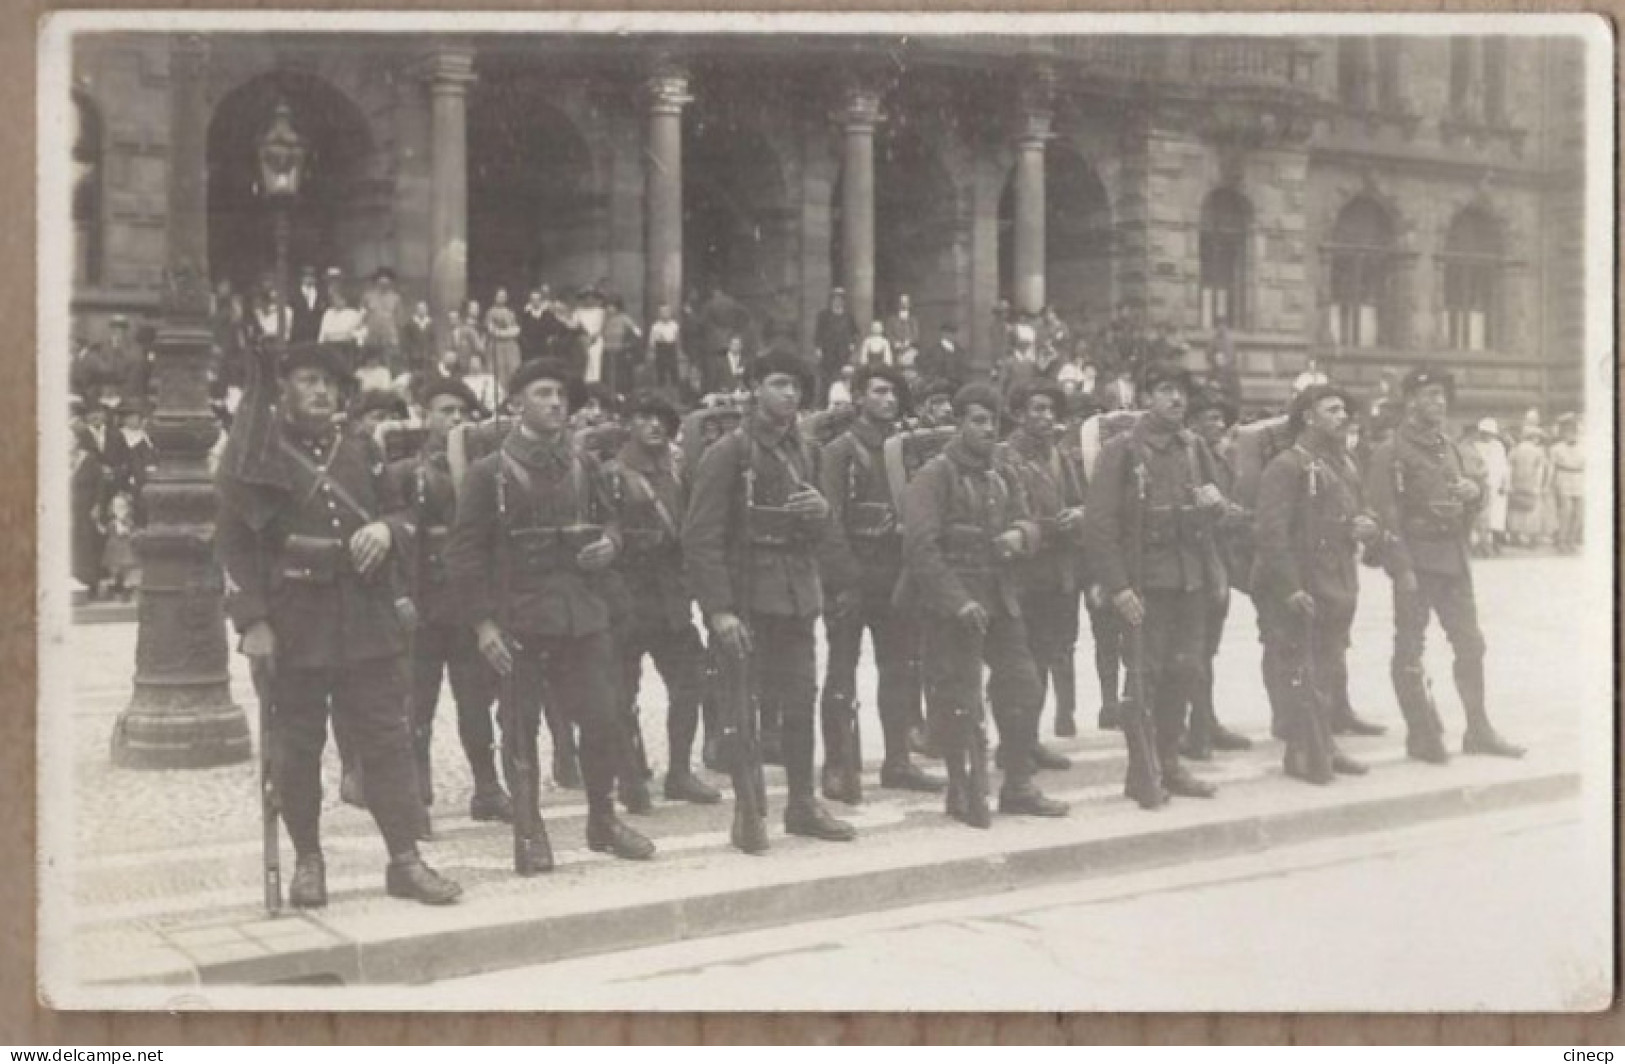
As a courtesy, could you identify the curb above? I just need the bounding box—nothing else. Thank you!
[96,769,1579,988]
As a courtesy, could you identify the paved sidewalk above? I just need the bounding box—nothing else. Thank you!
[49,554,1602,1000]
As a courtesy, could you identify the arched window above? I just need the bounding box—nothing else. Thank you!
[72,93,102,286]
[1326,196,1395,348]
[1199,189,1250,330]
[1442,208,1502,352]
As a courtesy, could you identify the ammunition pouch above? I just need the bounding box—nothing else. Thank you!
[280,535,347,585]
[1144,504,1210,548]
[1403,502,1464,540]
[943,524,994,572]
[847,502,898,543]
[747,504,816,550]
[507,523,606,574]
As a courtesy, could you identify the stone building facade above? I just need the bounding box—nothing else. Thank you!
[68,31,1588,417]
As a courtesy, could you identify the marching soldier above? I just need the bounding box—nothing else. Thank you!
[387,378,511,824]
[817,365,944,804]
[602,392,722,806]
[446,358,655,873]
[997,379,1086,756]
[1084,364,1229,808]
[683,351,857,846]
[217,342,461,907]
[1253,385,1376,784]
[1365,367,1525,762]
[1182,389,1253,758]
[902,382,1069,828]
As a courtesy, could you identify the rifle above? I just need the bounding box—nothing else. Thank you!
[720,453,769,854]
[249,657,282,916]
[1290,453,1335,783]
[954,622,992,827]
[494,456,550,876]
[1120,460,1165,809]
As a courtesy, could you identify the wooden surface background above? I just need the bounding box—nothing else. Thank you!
[8,0,1620,1043]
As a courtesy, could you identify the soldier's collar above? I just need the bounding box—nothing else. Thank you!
[618,439,671,474]
[850,417,892,449]
[1008,426,1054,458]
[748,411,798,450]
[1133,415,1185,450]
[945,436,994,473]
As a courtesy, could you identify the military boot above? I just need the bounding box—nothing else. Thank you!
[730,802,771,855]
[785,795,857,841]
[552,744,583,790]
[586,808,656,861]
[1456,656,1526,758]
[998,754,1069,816]
[288,853,327,909]
[1097,702,1123,731]
[941,731,969,823]
[469,780,514,822]
[664,769,722,805]
[1392,662,1450,764]
[385,853,463,905]
[1158,719,1216,798]
[880,756,945,793]
[1031,742,1072,772]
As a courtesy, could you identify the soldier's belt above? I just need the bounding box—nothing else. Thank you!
[281,534,348,584]
[1144,504,1209,547]
[943,523,996,570]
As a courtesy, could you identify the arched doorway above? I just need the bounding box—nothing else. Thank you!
[206,71,377,298]
[467,73,602,305]
[998,145,1111,329]
[1325,195,1397,348]
[1441,206,1504,352]
[684,110,794,348]
[867,127,959,335]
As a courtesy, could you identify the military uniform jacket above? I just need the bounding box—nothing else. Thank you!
[818,419,903,605]
[997,427,1087,596]
[1364,421,1486,580]
[901,437,1040,620]
[445,426,622,639]
[1084,417,1227,596]
[1253,437,1366,611]
[217,423,411,669]
[387,447,459,627]
[682,413,826,620]
[604,440,693,631]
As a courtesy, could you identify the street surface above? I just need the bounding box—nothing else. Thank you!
[435,806,1609,1012]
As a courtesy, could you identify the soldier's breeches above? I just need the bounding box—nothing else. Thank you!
[1140,590,1208,756]
[752,613,818,795]
[822,602,922,760]
[620,621,707,769]
[1085,596,1123,710]
[273,660,421,856]
[1393,571,1488,729]
[1259,596,1352,744]
[411,622,498,779]
[923,615,1041,777]
[1019,589,1081,718]
[505,631,620,810]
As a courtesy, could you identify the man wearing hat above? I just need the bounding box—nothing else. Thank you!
[684,350,856,850]
[1084,362,1230,809]
[1253,384,1379,784]
[998,379,1087,757]
[388,376,510,827]
[912,378,957,429]
[816,365,944,805]
[216,342,462,907]
[901,382,1069,827]
[289,266,328,345]
[446,358,655,872]
[602,391,721,807]
[1365,366,1525,761]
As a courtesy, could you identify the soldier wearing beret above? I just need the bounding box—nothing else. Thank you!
[1365,367,1525,762]
[1253,385,1377,784]
[816,365,943,805]
[683,351,857,848]
[997,379,1086,759]
[902,383,1069,828]
[217,343,461,907]
[388,377,510,825]
[1084,363,1229,808]
[602,392,722,807]
[446,358,655,873]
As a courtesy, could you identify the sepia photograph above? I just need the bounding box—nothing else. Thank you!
[35,10,1615,1013]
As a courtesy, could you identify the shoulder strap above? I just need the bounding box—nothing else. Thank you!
[882,434,909,506]
[620,463,680,539]
[277,435,374,525]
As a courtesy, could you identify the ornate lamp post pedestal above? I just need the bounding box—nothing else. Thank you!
[111,35,252,769]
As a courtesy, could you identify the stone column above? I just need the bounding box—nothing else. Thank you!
[644,66,691,324]
[112,34,250,769]
[427,47,474,341]
[838,85,882,328]
[1012,106,1052,316]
